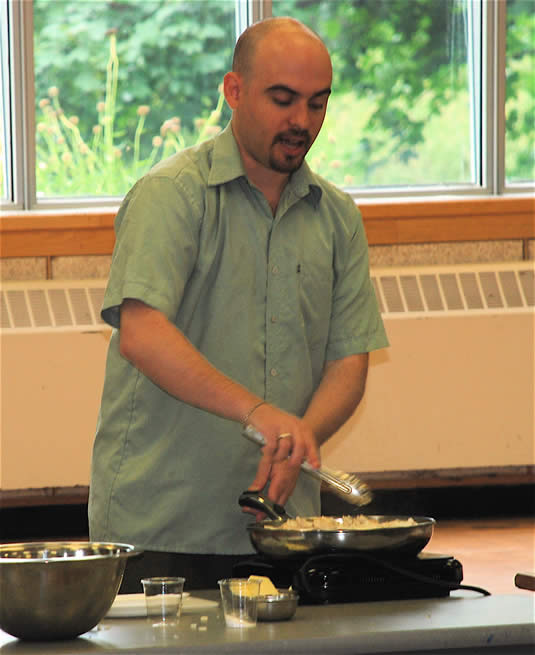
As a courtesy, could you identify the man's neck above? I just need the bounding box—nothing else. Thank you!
[249,170,288,215]
[246,157,289,213]
[233,135,290,214]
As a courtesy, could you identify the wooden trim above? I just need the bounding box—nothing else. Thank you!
[0,211,116,257]
[0,486,90,509]
[364,467,535,490]
[361,196,535,245]
[1,466,533,507]
[1,196,534,258]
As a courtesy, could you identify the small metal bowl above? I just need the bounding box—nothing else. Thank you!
[256,589,299,622]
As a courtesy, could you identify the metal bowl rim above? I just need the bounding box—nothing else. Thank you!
[0,541,141,563]
[258,591,299,602]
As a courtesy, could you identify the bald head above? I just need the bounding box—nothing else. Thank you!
[223,16,332,185]
[233,17,329,79]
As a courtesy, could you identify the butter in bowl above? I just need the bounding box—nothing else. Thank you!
[248,575,299,622]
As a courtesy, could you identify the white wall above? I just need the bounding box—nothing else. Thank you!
[1,330,110,489]
[323,313,535,472]
[1,312,533,490]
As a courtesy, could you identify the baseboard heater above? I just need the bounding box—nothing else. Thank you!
[1,261,534,490]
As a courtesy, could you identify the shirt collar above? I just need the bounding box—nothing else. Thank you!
[288,159,323,208]
[208,122,247,186]
[208,122,323,207]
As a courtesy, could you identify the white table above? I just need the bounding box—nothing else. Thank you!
[1,591,533,654]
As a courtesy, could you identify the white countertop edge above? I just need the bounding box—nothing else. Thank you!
[1,593,534,654]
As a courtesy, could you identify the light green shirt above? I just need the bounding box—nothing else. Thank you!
[88,123,388,554]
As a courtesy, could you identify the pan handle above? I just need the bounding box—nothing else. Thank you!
[238,491,291,521]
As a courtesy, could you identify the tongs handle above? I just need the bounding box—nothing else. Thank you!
[238,490,291,520]
[242,424,269,448]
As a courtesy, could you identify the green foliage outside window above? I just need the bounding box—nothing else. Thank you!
[32,0,534,197]
[505,0,535,183]
[276,0,471,183]
[278,0,533,186]
[35,31,227,195]
[33,0,234,196]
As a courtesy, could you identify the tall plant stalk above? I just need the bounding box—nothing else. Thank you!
[103,29,119,164]
[34,32,224,196]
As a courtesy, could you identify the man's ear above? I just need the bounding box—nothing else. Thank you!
[223,71,242,109]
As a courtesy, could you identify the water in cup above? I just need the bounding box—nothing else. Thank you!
[141,576,185,625]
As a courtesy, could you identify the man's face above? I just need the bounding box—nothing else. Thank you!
[226,32,332,177]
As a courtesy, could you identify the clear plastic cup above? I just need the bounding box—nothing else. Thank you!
[141,576,185,624]
[218,578,261,628]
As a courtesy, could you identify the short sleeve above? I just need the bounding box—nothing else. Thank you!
[101,174,202,328]
[325,200,389,359]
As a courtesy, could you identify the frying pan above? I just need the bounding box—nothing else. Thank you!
[239,491,435,558]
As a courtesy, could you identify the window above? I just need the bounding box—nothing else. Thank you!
[274,0,480,190]
[1,0,533,210]
[32,0,235,199]
[505,0,534,185]
[0,0,12,203]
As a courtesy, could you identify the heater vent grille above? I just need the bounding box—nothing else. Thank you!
[371,262,533,317]
[1,262,533,332]
[1,281,107,332]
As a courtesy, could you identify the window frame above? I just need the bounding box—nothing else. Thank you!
[0,0,533,216]
[0,0,12,201]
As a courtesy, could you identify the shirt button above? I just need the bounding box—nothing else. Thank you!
[270,368,278,377]
[271,265,279,274]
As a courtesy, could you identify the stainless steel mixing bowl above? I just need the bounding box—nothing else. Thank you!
[0,541,141,641]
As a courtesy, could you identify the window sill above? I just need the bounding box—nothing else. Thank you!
[1,196,533,258]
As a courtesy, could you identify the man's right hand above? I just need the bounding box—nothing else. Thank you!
[243,403,320,519]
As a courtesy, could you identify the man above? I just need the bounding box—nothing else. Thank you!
[88,17,388,591]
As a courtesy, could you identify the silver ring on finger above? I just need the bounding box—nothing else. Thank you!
[277,433,292,441]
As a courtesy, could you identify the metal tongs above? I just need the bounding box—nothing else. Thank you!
[242,424,373,507]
